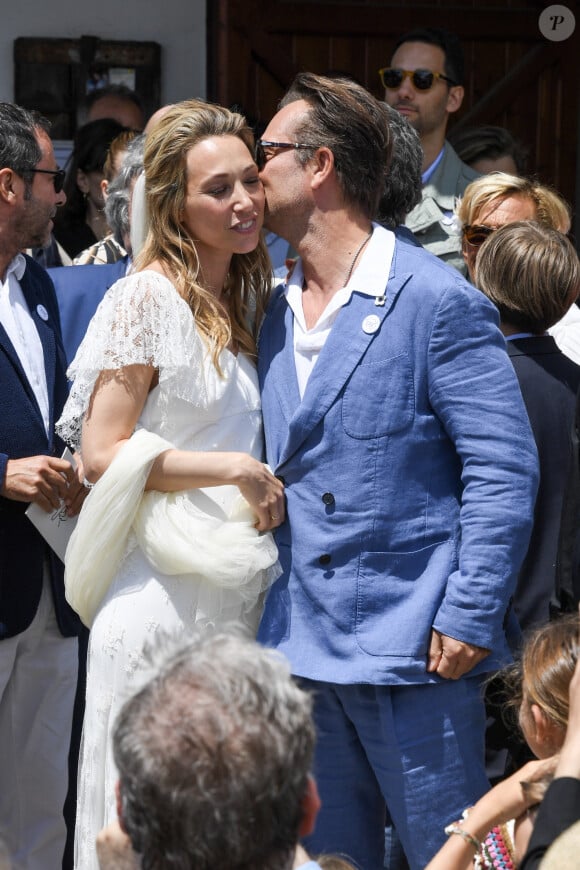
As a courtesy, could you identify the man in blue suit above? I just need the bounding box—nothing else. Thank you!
[0,103,85,868]
[256,74,539,870]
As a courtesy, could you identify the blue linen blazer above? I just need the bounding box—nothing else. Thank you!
[0,257,80,639]
[257,236,539,685]
[48,258,129,365]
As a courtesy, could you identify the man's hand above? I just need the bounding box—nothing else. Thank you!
[427,628,489,679]
[1,455,79,513]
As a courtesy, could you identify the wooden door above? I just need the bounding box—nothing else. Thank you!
[208,0,579,227]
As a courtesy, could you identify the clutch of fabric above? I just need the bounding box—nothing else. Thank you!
[64,428,281,627]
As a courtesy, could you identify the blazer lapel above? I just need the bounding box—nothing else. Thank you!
[269,297,302,427]
[0,311,45,424]
[278,270,412,466]
[20,268,57,436]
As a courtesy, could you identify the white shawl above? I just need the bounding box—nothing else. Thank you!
[65,429,280,627]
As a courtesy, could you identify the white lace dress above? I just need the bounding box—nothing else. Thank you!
[57,271,279,870]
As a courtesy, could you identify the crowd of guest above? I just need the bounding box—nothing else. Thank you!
[1,23,579,870]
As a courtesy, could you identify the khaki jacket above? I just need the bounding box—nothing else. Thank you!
[405,142,480,275]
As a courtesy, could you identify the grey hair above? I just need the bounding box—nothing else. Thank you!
[113,628,316,870]
[104,133,145,245]
[377,104,423,227]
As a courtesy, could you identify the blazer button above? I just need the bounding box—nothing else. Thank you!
[321,492,335,506]
[319,554,332,566]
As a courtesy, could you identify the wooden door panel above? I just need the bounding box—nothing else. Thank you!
[209,0,579,215]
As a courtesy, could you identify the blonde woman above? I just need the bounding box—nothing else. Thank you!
[57,99,284,868]
[456,172,571,282]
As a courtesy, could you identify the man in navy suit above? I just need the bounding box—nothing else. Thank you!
[0,102,85,869]
[256,74,538,869]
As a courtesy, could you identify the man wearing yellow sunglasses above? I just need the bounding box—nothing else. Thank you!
[382,27,479,275]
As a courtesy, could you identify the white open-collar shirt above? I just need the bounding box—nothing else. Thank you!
[0,254,50,435]
[284,223,396,397]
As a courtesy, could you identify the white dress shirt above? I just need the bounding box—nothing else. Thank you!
[0,254,49,434]
[284,223,396,397]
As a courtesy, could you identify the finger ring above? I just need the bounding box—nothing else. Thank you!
[270,513,279,520]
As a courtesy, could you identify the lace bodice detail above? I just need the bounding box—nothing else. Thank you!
[57,271,211,449]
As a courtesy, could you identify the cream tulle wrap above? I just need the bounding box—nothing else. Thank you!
[64,428,280,627]
[56,271,280,629]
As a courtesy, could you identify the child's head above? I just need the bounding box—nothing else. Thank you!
[475,221,580,334]
[517,615,579,758]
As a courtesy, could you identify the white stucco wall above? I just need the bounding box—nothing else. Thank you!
[0,0,206,106]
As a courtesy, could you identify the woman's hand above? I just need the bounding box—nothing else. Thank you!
[82,362,285,529]
[424,756,558,870]
[233,455,285,531]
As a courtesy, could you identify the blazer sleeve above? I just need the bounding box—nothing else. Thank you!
[427,279,539,650]
[0,453,8,489]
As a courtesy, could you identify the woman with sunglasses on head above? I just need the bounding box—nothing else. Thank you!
[56,99,283,870]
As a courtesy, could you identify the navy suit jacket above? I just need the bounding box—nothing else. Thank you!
[0,256,80,639]
[507,335,580,630]
[48,258,128,364]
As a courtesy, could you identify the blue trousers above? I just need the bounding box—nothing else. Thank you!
[301,676,490,870]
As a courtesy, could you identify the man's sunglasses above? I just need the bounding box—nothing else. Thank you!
[378,67,457,91]
[255,140,317,171]
[21,167,66,193]
[462,225,496,248]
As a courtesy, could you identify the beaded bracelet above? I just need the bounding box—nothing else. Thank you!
[444,822,482,852]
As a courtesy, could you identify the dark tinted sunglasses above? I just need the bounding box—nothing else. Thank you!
[378,67,457,91]
[255,140,316,171]
[23,168,66,193]
[462,225,496,248]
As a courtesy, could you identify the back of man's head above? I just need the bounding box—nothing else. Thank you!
[280,72,392,220]
[113,630,316,870]
[394,27,465,86]
[378,104,423,227]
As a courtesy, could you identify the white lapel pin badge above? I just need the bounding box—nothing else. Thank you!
[362,314,381,334]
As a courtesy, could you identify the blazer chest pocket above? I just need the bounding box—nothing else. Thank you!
[342,352,414,439]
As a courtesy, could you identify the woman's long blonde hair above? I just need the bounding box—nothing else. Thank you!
[135,99,272,370]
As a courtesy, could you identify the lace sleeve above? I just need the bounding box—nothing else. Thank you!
[56,271,206,449]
